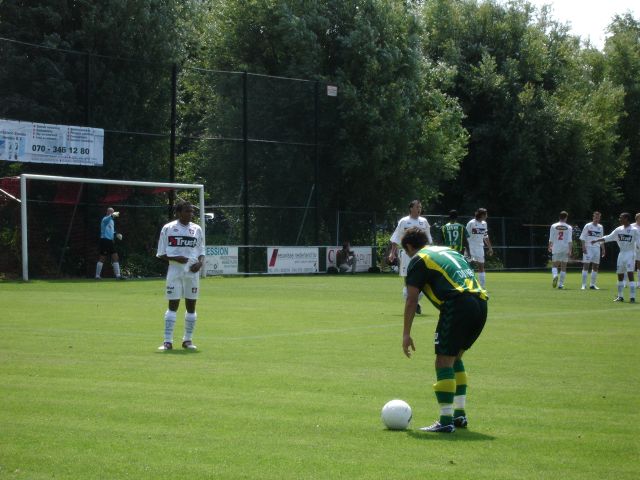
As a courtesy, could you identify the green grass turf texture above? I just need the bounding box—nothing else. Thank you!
[0,271,638,479]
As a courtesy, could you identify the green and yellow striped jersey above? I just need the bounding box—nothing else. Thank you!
[405,246,488,309]
[441,222,469,253]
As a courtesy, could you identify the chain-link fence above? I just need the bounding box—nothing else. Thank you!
[0,38,623,278]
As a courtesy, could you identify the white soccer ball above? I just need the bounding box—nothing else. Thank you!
[116,233,123,240]
[381,399,412,430]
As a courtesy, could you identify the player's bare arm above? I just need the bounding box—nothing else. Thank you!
[388,243,399,263]
[402,285,419,358]
[159,254,190,264]
[485,237,494,256]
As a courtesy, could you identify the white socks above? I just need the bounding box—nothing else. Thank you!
[559,271,566,287]
[184,312,197,341]
[96,261,121,278]
[478,272,486,288]
[164,310,177,343]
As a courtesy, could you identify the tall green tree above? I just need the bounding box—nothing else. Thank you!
[604,13,640,211]
[422,0,626,221]
[180,0,468,230]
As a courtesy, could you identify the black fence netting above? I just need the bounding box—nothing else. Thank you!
[0,38,621,278]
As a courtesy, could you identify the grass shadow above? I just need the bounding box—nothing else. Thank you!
[154,349,202,355]
[406,428,496,442]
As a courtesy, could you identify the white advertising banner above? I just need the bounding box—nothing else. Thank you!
[0,118,104,166]
[267,247,319,274]
[326,246,373,273]
[205,246,239,275]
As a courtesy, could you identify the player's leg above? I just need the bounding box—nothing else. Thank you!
[476,262,486,288]
[182,275,200,349]
[614,267,625,301]
[551,258,559,288]
[591,261,600,289]
[420,300,458,433]
[452,294,487,428]
[400,249,423,312]
[628,271,636,303]
[453,353,468,427]
[159,268,182,350]
[581,253,589,289]
[558,260,567,288]
[111,252,121,279]
[95,253,106,279]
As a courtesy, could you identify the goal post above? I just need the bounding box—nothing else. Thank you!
[19,174,205,281]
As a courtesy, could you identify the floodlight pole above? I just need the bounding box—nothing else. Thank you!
[19,174,205,281]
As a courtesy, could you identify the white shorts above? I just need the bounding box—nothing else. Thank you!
[468,245,485,263]
[616,251,636,274]
[582,246,601,265]
[165,262,200,300]
[552,250,570,263]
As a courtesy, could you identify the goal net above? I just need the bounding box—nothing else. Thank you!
[0,174,204,281]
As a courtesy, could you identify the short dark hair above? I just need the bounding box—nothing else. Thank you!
[448,209,458,220]
[475,208,487,219]
[620,212,632,222]
[401,227,428,251]
[409,199,421,209]
[559,211,568,220]
[175,199,192,213]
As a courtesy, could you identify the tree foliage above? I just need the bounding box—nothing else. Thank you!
[181,0,468,226]
[605,14,640,211]
[422,0,627,220]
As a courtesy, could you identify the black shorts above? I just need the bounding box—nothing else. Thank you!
[434,294,487,356]
[98,238,116,256]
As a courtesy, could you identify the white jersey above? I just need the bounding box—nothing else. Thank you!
[579,222,604,243]
[157,220,205,261]
[390,215,432,245]
[634,223,640,255]
[602,225,640,254]
[466,219,488,249]
[549,221,573,254]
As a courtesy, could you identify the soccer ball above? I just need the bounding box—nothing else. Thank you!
[381,399,412,430]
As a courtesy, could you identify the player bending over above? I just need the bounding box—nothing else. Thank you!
[400,227,488,433]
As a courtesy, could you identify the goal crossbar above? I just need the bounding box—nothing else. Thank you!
[20,174,206,281]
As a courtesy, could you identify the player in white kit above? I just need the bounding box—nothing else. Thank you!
[579,211,604,290]
[548,211,573,289]
[156,200,206,350]
[388,200,432,313]
[465,208,493,288]
[634,213,640,280]
[592,212,639,303]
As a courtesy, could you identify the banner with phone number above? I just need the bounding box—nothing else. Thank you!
[0,118,104,166]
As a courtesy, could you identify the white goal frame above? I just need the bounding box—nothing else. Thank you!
[20,174,206,281]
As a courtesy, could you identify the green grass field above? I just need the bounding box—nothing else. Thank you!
[1,271,638,479]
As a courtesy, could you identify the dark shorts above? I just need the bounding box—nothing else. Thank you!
[434,294,487,356]
[98,238,116,256]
